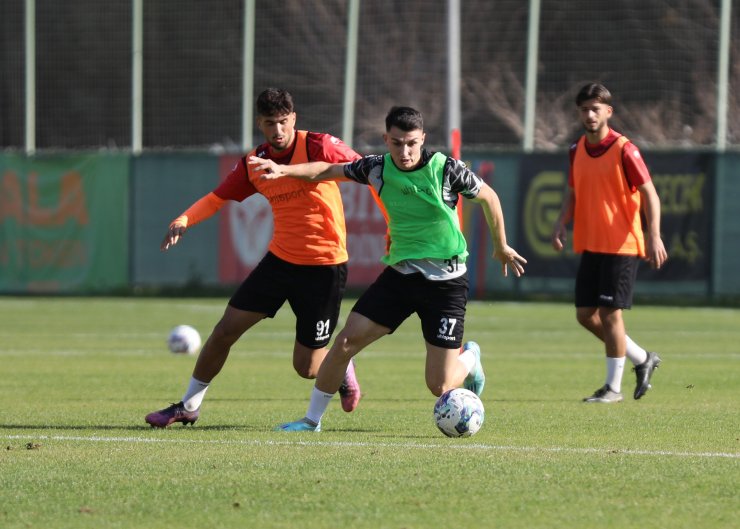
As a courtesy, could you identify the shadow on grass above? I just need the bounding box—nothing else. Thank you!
[137,397,438,404]
[1,423,453,441]
[0,423,267,432]
[491,398,578,403]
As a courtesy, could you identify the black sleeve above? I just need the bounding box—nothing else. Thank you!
[445,157,483,199]
[343,155,384,185]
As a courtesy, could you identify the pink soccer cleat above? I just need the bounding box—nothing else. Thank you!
[338,360,362,412]
[145,401,199,428]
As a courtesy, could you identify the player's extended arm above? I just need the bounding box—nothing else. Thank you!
[471,183,527,277]
[247,157,348,182]
[551,187,575,252]
[161,192,226,251]
[638,181,668,269]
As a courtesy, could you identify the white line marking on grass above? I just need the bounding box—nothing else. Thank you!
[3,434,738,459]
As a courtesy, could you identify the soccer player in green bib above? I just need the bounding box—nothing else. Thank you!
[250,106,527,431]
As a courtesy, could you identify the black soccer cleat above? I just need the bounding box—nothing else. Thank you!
[583,384,623,403]
[633,351,661,400]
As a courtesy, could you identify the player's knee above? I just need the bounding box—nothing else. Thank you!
[426,377,454,398]
[598,307,621,324]
[292,345,325,379]
[576,311,597,330]
[209,323,239,347]
[294,366,316,379]
[335,334,361,361]
[293,359,319,379]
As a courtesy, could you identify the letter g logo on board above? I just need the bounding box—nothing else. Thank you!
[523,171,567,258]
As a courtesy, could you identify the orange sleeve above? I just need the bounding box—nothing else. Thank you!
[172,192,226,228]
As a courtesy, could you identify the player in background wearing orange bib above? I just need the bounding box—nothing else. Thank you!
[145,88,362,427]
[552,83,668,403]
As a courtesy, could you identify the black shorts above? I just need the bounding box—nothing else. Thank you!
[351,267,469,349]
[229,252,347,349]
[575,251,639,309]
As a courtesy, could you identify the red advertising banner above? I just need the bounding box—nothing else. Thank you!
[217,155,270,283]
[340,182,386,286]
[217,155,386,287]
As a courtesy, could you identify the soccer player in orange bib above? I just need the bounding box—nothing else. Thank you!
[145,88,362,427]
[552,83,668,403]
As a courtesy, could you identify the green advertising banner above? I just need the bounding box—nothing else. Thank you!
[0,154,129,292]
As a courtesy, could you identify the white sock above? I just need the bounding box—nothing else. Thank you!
[605,357,625,393]
[182,377,209,412]
[458,348,476,375]
[625,335,648,366]
[305,387,334,425]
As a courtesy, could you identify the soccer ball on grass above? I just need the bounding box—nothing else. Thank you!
[433,388,485,438]
[167,325,201,355]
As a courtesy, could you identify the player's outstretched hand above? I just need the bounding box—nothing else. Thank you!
[493,245,527,277]
[161,222,187,251]
[248,156,287,180]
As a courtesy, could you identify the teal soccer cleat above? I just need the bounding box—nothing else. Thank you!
[462,341,485,397]
[274,418,321,432]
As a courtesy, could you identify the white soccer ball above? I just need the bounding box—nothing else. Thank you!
[433,388,485,438]
[167,325,201,355]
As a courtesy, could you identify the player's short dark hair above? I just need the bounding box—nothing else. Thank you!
[575,83,612,106]
[385,106,424,132]
[256,88,295,117]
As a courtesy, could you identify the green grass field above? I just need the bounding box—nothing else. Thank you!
[1,297,738,529]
